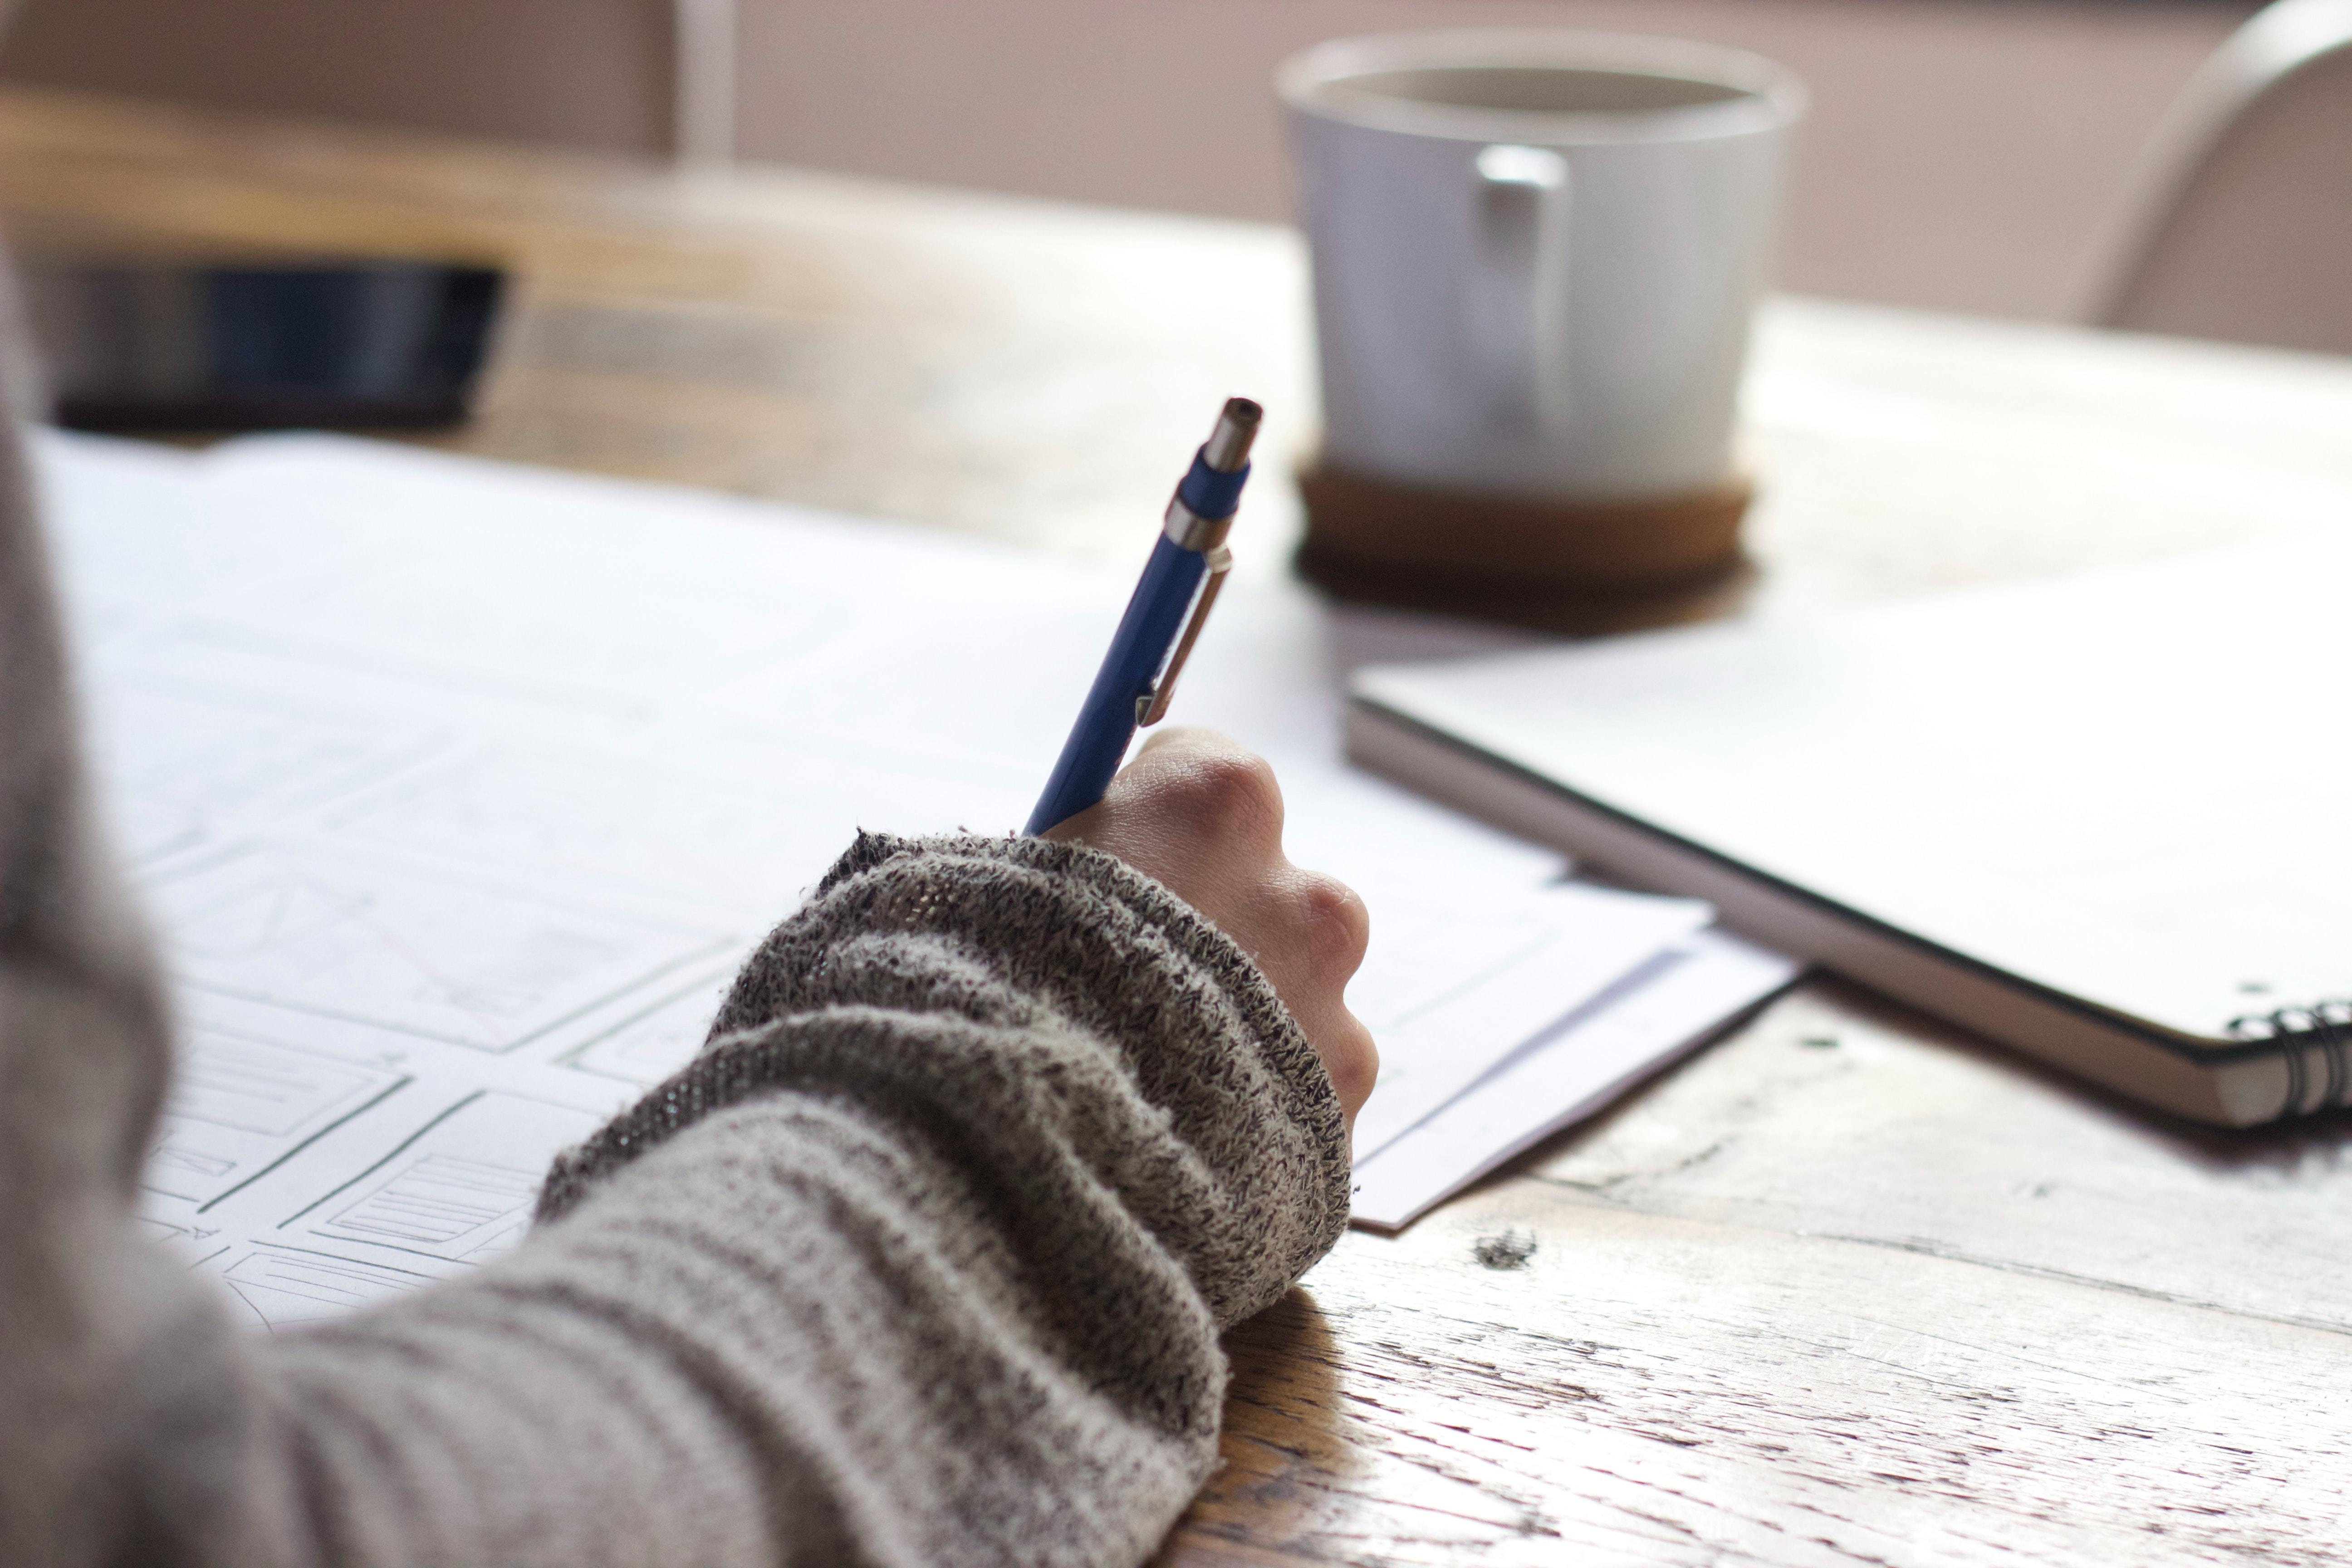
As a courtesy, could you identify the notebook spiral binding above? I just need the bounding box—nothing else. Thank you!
[2227,1000,2352,1117]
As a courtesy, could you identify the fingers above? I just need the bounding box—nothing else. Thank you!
[1286,867,1372,979]
[1310,1009,1380,1124]
[1041,728,1380,1129]
[1260,868,1378,1121]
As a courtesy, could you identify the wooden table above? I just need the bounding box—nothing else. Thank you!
[8,88,2352,1566]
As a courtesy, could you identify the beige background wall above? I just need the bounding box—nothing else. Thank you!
[0,0,675,152]
[0,0,2257,320]
[730,0,2250,319]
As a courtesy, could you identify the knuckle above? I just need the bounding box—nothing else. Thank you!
[1324,1019,1380,1107]
[1288,872,1371,970]
[1171,749,1283,835]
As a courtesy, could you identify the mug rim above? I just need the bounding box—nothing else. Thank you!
[1278,30,1806,145]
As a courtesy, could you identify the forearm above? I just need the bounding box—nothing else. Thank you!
[268,1083,1205,1565]
[248,833,1349,1568]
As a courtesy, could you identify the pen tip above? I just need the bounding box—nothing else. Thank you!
[1204,397,1263,472]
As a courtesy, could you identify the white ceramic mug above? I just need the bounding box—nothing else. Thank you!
[1281,33,1804,502]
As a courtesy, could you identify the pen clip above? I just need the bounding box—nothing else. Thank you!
[1136,544,1232,727]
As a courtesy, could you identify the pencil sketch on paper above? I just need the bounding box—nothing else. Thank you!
[27,429,1798,1317]
[288,1092,607,1269]
[322,1155,544,1260]
[142,844,728,1052]
[306,744,959,922]
[141,1030,409,1206]
[79,680,442,864]
[218,1246,436,1330]
[567,970,738,1088]
[136,1215,230,1272]
[692,595,1115,779]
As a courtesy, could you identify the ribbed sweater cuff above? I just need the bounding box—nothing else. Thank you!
[536,832,1351,1327]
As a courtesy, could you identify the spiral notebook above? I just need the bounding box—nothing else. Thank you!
[1349,527,2352,1127]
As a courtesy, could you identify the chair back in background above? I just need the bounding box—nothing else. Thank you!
[0,0,718,160]
[2090,0,2352,356]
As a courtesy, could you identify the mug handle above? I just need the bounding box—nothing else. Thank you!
[1468,143,1570,434]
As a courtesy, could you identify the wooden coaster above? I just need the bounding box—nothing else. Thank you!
[1295,460,1756,632]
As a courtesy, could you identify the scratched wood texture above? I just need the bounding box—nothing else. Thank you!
[5,88,2351,1567]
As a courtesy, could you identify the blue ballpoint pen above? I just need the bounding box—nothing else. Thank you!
[1023,397,1261,835]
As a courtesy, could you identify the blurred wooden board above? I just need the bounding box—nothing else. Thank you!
[5,86,2351,1567]
[0,85,1318,574]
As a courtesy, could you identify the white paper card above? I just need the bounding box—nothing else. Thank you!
[1350,930,1802,1230]
[1346,883,1714,1162]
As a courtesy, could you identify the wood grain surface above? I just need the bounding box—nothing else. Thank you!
[5,88,2350,1566]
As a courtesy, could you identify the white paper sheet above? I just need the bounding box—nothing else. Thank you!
[1349,930,1802,1230]
[31,427,1789,1298]
[1345,883,1713,1162]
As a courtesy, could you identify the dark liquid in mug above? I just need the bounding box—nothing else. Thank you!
[1338,65,1749,116]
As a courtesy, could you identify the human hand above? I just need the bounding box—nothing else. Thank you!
[1042,727,1378,1130]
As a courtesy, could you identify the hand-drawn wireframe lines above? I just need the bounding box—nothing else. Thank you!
[142,1029,409,1205]
[304,729,1034,926]
[566,969,737,1087]
[79,679,444,864]
[136,1214,231,1271]
[172,440,866,709]
[691,591,1116,780]
[310,745,864,921]
[324,1155,542,1257]
[284,1091,605,1269]
[142,843,729,1052]
[217,1246,435,1331]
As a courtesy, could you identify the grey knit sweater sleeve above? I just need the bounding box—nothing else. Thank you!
[0,401,1352,1565]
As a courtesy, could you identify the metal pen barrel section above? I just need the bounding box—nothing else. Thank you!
[1202,397,1262,472]
[1167,399,1262,549]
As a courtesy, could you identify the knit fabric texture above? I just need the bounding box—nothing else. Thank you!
[540,828,1351,1330]
[0,402,1352,1563]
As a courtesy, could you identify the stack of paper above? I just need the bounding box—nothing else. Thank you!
[36,430,1797,1322]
